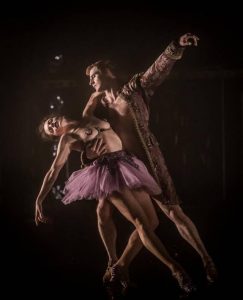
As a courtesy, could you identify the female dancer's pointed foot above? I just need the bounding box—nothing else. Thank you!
[103,266,112,283]
[204,259,218,284]
[103,260,118,283]
[105,264,131,297]
[172,271,196,294]
[110,264,130,288]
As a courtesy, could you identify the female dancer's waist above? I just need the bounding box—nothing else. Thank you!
[93,150,136,168]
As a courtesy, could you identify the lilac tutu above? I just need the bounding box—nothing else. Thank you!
[62,150,161,205]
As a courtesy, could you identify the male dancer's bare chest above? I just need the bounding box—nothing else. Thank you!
[102,95,129,116]
[96,96,146,154]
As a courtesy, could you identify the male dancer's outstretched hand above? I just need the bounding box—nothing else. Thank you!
[179,33,199,47]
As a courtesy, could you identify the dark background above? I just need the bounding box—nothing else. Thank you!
[1,7,242,299]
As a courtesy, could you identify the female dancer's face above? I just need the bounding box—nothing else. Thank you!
[43,116,64,137]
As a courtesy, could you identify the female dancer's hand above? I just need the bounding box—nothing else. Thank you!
[35,200,50,226]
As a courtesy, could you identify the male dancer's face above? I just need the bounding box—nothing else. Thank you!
[89,67,105,92]
[89,66,114,92]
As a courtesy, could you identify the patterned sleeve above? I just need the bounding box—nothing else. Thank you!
[140,41,185,97]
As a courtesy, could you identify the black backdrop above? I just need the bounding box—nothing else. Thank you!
[1,7,242,299]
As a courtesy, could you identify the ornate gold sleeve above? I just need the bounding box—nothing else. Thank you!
[164,41,185,60]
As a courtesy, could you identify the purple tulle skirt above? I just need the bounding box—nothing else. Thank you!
[62,150,161,205]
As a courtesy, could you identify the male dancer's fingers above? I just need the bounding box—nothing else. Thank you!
[87,138,107,158]
[90,138,100,151]
[96,139,107,155]
[92,138,106,155]
[94,138,103,150]
[98,145,107,155]
[180,33,199,47]
[86,140,100,159]
[96,138,106,154]
[191,35,199,46]
[188,34,199,46]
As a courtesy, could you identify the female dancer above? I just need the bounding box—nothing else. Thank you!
[35,113,194,294]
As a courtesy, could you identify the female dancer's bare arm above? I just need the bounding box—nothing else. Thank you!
[35,134,76,225]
